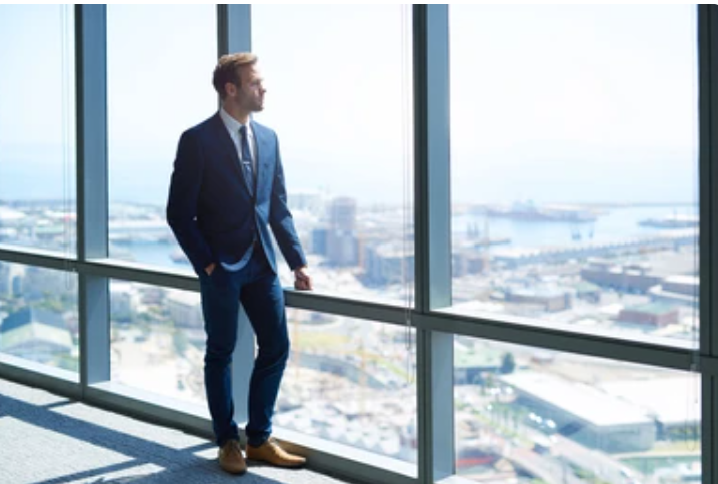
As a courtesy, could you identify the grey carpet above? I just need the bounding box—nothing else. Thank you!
[0,378,352,484]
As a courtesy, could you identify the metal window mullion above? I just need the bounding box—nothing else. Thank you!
[702,375,715,484]
[76,4,110,391]
[218,4,251,58]
[414,5,453,483]
[218,4,254,427]
[699,4,716,368]
[699,4,717,484]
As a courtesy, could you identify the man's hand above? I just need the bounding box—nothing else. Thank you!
[293,266,312,291]
[205,262,216,276]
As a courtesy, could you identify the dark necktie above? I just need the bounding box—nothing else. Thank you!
[239,125,254,196]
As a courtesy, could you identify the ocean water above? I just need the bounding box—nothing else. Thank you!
[453,204,698,250]
[122,203,699,271]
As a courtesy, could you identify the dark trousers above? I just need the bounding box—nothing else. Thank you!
[198,248,289,448]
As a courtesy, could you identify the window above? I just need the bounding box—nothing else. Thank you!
[455,335,701,483]
[0,8,712,484]
[252,5,414,305]
[0,5,76,255]
[110,280,205,406]
[448,5,699,348]
[107,5,216,270]
[0,262,78,372]
[280,309,417,466]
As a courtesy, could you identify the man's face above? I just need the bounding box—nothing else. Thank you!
[233,64,265,113]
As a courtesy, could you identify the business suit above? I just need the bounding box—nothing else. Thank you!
[167,111,306,449]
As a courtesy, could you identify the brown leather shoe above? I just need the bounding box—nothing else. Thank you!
[246,437,306,468]
[218,439,247,474]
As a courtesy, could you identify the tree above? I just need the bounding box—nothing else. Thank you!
[500,352,516,374]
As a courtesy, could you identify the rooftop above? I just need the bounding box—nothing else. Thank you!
[622,302,678,315]
[599,376,700,425]
[501,370,652,427]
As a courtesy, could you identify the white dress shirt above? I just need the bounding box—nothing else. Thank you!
[217,108,258,272]
[219,107,257,172]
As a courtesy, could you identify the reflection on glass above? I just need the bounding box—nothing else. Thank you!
[110,280,206,406]
[278,309,417,465]
[252,5,414,304]
[449,5,699,347]
[0,262,79,372]
[455,336,701,483]
[107,5,216,270]
[0,5,76,254]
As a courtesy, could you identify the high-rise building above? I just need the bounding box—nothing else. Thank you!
[326,197,359,266]
[329,197,356,232]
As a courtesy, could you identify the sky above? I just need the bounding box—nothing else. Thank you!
[0,4,699,206]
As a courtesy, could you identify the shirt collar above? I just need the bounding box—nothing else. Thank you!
[219,107,251,137]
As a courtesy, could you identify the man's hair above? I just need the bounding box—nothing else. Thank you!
[212,52,258,99]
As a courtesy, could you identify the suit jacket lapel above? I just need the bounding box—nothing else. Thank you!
[210,113,252,195]
[251,120,272,198]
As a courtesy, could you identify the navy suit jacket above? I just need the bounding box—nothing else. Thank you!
[166,112,306,276]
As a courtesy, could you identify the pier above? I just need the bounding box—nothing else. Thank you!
[493,230,697,268]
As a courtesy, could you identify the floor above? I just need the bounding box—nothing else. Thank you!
[0,377,353,484]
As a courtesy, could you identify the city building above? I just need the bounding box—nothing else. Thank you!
[452,251,487,277]
[599,376,700,440]
[364,242,414,285]
[325,197,360,267]
[0,262,11,296]
[329,197,357,233]
[502,286,572,313]
[453,345,503,385]
[581,261,663,294]
[110,281,138,323]
[502,371,656,452]
[311,226,329,256]
[649,274,700,307]
[165,289,203,329]
[663,275,699,296]
[574,281,602,303]
[327,230,360,267]
[0,307,73,365]
[618,303,680,327]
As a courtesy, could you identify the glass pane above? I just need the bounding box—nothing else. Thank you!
[0,5,76,254]
[279,309,417,468]
[110,280,206,406]
[252,5,414,305]
[449,5,699,348]
[455,336,701,483]
[0,262,79,372]
[110,285,418,468]
[107,5,216,270]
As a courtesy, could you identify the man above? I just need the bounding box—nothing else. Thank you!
[167,52,312,475]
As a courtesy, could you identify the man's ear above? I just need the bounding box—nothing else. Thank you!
[224,82,237,98]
